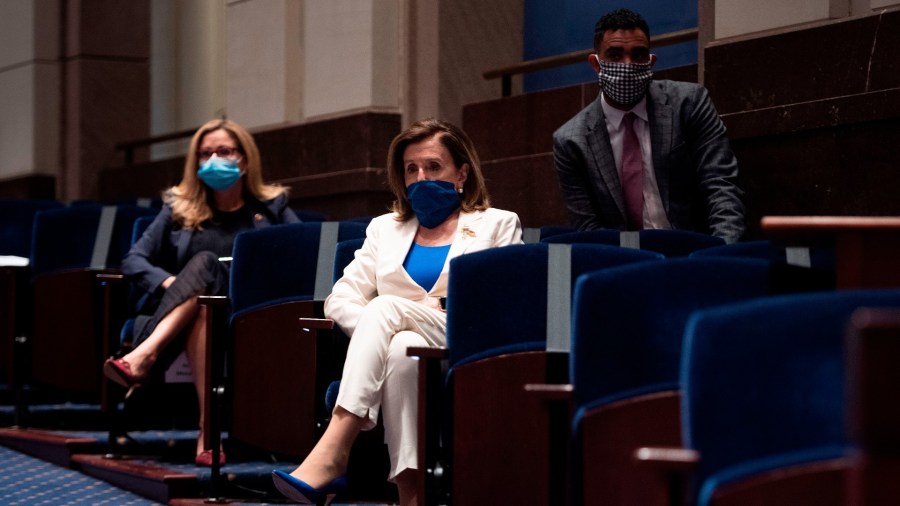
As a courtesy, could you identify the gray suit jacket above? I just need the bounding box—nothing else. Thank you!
[552,79,745,242]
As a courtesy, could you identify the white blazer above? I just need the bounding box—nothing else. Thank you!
[324,208,523,337]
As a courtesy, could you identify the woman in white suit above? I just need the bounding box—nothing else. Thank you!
[273,119,523,505]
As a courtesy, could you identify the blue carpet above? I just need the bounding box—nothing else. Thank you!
[0,444,161,505]
[0,429,393,505]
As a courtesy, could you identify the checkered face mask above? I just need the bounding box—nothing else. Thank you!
[597,59,653,106]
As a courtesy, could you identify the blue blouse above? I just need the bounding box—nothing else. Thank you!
[403,242,451,291]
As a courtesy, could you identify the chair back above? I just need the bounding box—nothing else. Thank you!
[0,199,63,258]
[542,228,725,257]
[570,257,772,410]
[445,242,663,368]
[229,221,368,318]
[30,206,103,277]
[333,238,365,284]
[30,205,156,277]
[106,206,159,268]
[690,239,836,270]
[682,289,900,505]
[131,215,155,245]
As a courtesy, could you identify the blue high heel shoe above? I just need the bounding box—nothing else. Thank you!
[272,469,347,505]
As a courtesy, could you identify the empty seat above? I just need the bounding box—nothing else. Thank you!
[670,289,900,505]
[543,228,725,257]
[570,257,774,506]
[437,242,664,504]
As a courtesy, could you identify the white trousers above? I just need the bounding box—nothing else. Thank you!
[335,294,447,481]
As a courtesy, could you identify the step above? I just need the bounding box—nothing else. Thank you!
[73,454,199,503]
[0,427,99,467]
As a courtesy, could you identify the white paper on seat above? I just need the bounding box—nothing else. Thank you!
[0,256,29,267]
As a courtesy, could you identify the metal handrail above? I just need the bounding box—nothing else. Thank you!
[483,27,698,96]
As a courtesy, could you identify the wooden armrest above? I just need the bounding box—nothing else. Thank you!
[96,273,124,282]
[635,447,699,506]
[299,317,335,330]
[524,383,574,401]
[407,346,448,359]
[198,295,229,306]
[635,447,700,471]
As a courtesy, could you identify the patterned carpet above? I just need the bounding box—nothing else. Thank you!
[0,444,160,505]
[0,441,394,505]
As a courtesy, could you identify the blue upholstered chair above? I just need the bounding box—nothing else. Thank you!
[0,199,63,258]
[667,289,900,506]
[569,257,775,506]
[226,222,367,458]
[29,205,157,399]
[542,228,725,257]
[689,239,836,269]
[332,238,365,284]
[434,243,664,505]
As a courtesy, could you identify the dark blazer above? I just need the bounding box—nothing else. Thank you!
[122,192,299,301]
[553,79,745,243]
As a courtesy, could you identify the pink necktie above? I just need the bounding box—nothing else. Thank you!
[621,113,643,230]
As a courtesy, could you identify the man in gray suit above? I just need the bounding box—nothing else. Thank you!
[553,8,745,243]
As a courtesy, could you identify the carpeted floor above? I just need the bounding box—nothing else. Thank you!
[0,444,161,505]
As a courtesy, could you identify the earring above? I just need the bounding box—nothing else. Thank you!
[457,187,463,194]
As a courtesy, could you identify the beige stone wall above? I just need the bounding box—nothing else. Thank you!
[712,0,900,40]
[0,0,61,181]
[0,0,521,197]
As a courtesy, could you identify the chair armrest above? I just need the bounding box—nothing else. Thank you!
[299,318,335,330]
[409,345,449,504]
[96,273,125,283]
[635,447,700,470]
[526,383,574,505]
[634,446,700,506]
[198,295,229,306]
[407,346,448,360]
[524,383,573,401]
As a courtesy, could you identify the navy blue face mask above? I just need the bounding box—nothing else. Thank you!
[407,180,461,228]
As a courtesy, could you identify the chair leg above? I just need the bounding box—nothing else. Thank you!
[200,295,228,501]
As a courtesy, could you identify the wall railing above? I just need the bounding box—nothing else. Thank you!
[483,27,698,97]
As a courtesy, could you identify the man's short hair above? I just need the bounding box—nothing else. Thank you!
[593,8,651,50]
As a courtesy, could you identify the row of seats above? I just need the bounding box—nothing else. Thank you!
[412,233,899,506]
[5,198,896,505]
[0,201,333,416]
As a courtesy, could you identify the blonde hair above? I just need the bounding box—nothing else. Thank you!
[386,118,490,221]
[165,119,287,230]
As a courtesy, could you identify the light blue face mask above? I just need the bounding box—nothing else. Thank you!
[407,180,461,228]
[197,157,242,191]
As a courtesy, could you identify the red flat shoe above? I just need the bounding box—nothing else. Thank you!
[103,358,144,388]
[195,449,226,467]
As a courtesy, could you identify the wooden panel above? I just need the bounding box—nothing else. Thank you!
[230,301,320,457]
[762,216,900,289]
[31,269,106,396]
[705,11,900,115]
[580,390,682,506]
[710,459,849,506]
[451,351,550,505]
[480,154,569,229]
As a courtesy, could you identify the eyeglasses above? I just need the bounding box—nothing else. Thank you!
[197,146,241,160]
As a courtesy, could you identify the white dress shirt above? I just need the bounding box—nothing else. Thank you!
[601,94,672,230]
